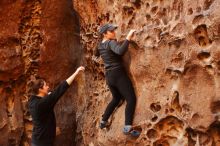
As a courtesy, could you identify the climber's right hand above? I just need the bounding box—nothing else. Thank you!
[126,29,136,41]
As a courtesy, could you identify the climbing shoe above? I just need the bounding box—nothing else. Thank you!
[123,125,141,137]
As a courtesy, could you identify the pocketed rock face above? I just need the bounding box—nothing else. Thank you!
[73,0,220,145]
[0,0,81,146]
[0,1,25,146]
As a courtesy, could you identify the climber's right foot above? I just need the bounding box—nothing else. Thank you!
[123,125,141,137]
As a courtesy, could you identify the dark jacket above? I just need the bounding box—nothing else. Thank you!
[28,81,69,145]
[96,39,129,70]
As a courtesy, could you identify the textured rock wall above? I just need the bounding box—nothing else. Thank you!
[0,1,25,145]
[1,0,220,145]
[0,0,81,145]
[73,0,220,145]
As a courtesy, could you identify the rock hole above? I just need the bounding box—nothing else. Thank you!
[162,8,167,13]
[188,8,193,15]
[186,127,197,145]
[153,140,169,146]
[147,129,158,139]
[123,6,134,16]
[175,14,180,20]
[169,39,182,49]
[130,0,141,9]
[170,108,175,113]
[142,137,147,141]
[171,91,182,113]
[203,0,214,10]
[205,65,213,71]
[128,18,134,25]
[186,127,197,138]
[151,115,158,122]
[145,14,151,21]
[218,24,220,36]
[192,15,204,24]
[182,104,190,112]
[208,121,220,145]
[198,36,207,46]
[173,69,182,75]
[191,113,200,122]
[105,13,110,21]
[165,68,172,75]
[146,2,150,9]
[22,46,27,50]
[157,8,166,17]
[150,102,161,112]
[153,18,160,25]
[162,18,168,25]
[158,123,164,130]
[99,72,105,78]
[217,60,220,70]
[156,116,184,136]
[147,123,152,128]
[197,51,210,60]
[151,6,158,14]
[194,24,212,46]
[198,132,211,145]
[165,108,169,114]
[210,100,220,113]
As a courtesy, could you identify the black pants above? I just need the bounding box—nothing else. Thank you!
[102,67,137,125]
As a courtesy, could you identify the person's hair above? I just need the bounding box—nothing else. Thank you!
[30,79,45,95]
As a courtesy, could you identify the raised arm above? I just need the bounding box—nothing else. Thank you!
[66,66,85,85]
[109,29,136,55]
[109,40,129,55]
[38,66,85,111]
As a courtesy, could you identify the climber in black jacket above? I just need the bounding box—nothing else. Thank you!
[28,66,84,146]
[95,24,140,137]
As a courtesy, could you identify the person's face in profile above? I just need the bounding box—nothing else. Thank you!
[105,30,116,39]
[39,81,50,96]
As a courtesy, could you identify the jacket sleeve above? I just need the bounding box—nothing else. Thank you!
[109,40,129,55]
[37,81,70,112]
